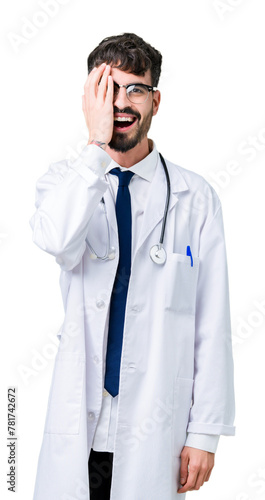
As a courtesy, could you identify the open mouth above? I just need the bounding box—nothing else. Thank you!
[113,116,137,132]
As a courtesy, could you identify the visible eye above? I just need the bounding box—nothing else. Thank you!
[129,85,145,94]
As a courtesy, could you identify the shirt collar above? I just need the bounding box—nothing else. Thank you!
[105,139,158,182]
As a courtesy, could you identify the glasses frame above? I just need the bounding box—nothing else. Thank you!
[113,82,157,104]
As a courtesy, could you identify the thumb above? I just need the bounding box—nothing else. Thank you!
[179,452,189,485]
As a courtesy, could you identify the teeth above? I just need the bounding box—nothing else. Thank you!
[114,117,134,122]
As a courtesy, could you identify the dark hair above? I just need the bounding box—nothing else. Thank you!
[87,33,162,87]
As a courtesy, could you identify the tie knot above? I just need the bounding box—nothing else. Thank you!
[110,167,134,187]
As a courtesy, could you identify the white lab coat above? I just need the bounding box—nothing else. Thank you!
[30,145,235,500]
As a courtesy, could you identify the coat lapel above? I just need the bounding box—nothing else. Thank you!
[135,157,189,255]
[102,155,189,255]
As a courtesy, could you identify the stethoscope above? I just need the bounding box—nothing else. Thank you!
[86,152,170,265]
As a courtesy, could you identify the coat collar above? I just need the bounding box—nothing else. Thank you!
[105,139,158,183]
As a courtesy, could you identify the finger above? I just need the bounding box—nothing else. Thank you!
[88,63,107,99]
[83,63,106,103]
[97,65,111,101]
[179,453,189,486]
[193,470,207,491]
[84,66,97,83]
[86,63,105,83]
[83,66,97,94]
[205,467,213,482]
[106,75,113,101]
[177,469,199,493]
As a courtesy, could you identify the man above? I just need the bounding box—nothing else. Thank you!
[30,33,236,500]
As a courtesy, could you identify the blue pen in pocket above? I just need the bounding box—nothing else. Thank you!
[186,246,193,267]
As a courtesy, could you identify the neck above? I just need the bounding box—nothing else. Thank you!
[105,137,152,168]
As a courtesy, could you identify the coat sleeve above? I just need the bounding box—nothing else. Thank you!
[185,200,236,440]
[184,433,220,453]
[29,145,112,271]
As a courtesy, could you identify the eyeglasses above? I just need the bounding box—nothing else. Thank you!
[113,82,157,104]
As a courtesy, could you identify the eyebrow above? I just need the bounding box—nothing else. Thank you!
[113,82,150,87]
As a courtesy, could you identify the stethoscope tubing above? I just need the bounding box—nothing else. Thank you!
[158,153,171,246]
[86,152,170,262]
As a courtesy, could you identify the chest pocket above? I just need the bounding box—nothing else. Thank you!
[165,253,200,314]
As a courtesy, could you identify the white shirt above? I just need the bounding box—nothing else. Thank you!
[89,140,220,454]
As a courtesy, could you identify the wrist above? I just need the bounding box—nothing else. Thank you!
[88,139,107,150]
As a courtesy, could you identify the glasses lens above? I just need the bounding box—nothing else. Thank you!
[127,85,149,103]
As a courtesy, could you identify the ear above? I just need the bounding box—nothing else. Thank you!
[152,90,161,116]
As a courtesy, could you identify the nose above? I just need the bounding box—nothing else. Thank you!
[113,86,130,109]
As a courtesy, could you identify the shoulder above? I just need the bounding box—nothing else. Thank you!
[165,157,222,221]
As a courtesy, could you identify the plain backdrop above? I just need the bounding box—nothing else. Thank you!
[1,1,265,499]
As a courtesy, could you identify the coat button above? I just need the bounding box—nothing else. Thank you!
[128,363,136,372]
[103,389,109,397]
[93,355,99,364]
[88,411,95,420]
[96,299,105,309]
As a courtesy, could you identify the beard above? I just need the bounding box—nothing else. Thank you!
[108,105,153,153]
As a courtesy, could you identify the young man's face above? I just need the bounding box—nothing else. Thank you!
[108,66,160,153]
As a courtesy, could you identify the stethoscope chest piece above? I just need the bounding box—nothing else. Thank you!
[89,246,116,261]
[150,244,167,265]
[108,247,116,260]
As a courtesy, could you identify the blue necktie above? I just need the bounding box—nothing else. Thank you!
[104,168,135,397]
